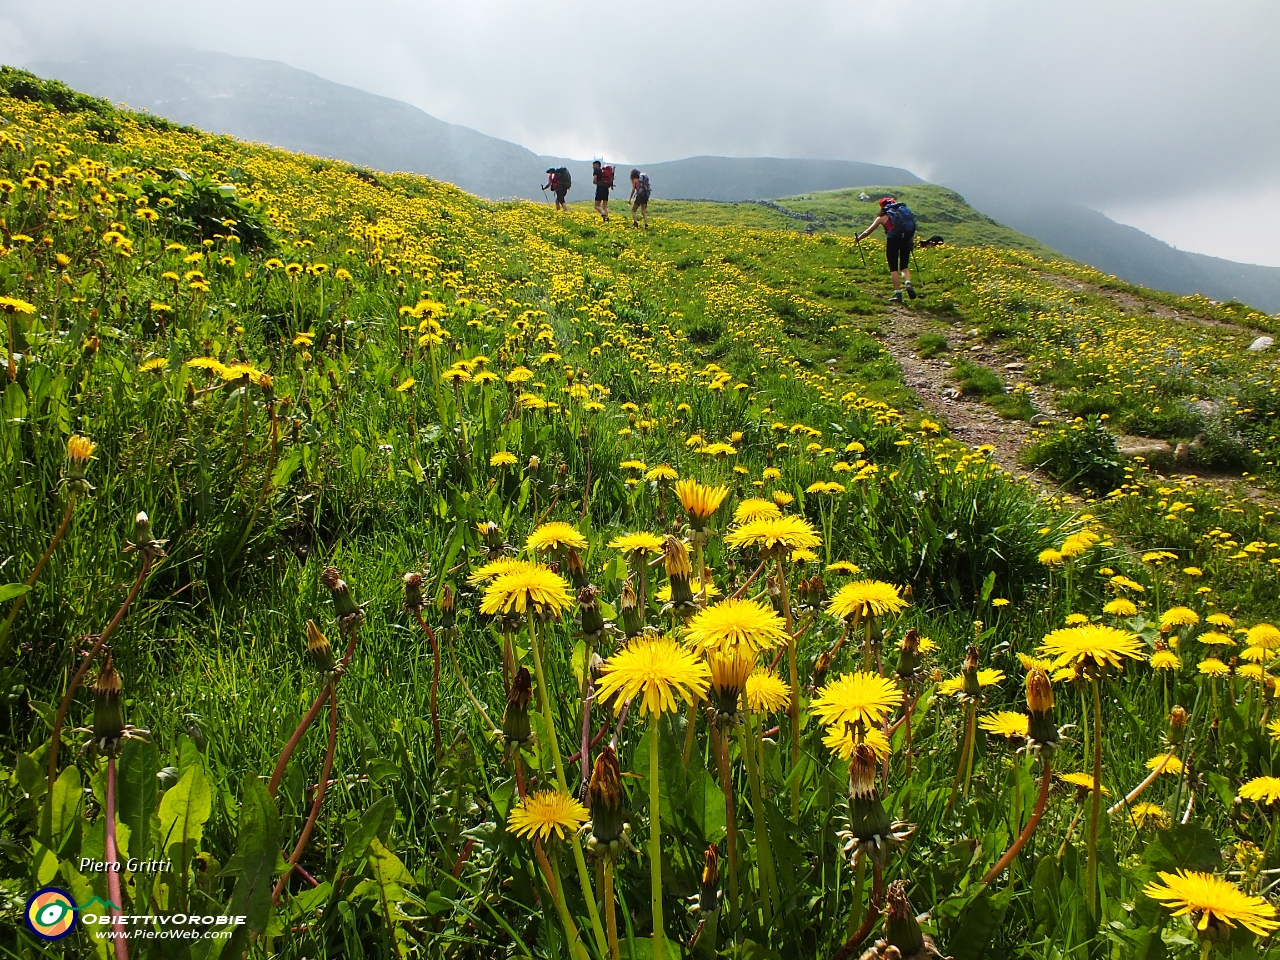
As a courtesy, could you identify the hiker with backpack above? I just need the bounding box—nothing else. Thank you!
[543,166,571,210]
[856,196,917,301]
[628,169,651,229]
[592,160,615,221]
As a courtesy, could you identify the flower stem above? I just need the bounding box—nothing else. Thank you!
[980,754,1053,885]
[1108,749,1174,816]
[603,858,621,960]
[739,718,778,923]
[775,558,800,820]
[712,728,740,931]
[274,687,339,902]
[529,619,608,956]
[412,611,443,754]
[536,844,589,960]
[48,554,153,796]
[0,495,75,658]
[105,754,129,960]
[1086,677,1103,918]
[649,714,666,960]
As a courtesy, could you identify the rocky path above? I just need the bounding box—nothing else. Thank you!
[875,304,1044,479]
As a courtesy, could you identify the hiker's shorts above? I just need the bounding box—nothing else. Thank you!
[886,233,913,271]
[554,189,568,203]
[595,185,610,202]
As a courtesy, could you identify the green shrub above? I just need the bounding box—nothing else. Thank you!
[916,332,948,358]
[1021,416,1125,494]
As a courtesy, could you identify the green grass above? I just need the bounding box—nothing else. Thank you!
[916,332,949,359]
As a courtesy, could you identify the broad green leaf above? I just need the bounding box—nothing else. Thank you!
[684,770,726,844]
[1142,823,1220,874]
[62,863,111,960]
[337,795,397,878]
[0,582,30,603]
[157,761,212,908]
[43,765,82,854]
[222,774,278,958]
[118,740,159,865]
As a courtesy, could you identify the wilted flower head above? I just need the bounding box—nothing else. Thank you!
[305,619,336,675]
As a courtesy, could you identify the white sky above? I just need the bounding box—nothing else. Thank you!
[3,0,1278,264]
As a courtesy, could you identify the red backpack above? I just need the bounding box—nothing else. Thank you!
[601,165,615,188]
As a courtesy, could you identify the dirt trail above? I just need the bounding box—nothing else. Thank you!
[875,304,1042,479]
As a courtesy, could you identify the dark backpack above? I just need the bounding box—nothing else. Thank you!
[601,165,615,188]
[884,202,916,237]
[555,167,571,191]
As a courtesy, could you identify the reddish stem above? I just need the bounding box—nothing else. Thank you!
[48,556,153,795]
[105,755,129,960]
[450,838,476,879]
[413,611,442,755]
[729,561,767,600]
[273,688,339,903]
[567,724,609,765]
[980,755,1053,885]
[0,497,75,656]
[831,863,883,960]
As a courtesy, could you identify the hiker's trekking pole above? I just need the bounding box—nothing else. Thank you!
[853,232,868,270]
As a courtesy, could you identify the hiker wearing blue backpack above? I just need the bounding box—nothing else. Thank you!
[856,196,917,302]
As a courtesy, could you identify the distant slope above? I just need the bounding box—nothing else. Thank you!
[24,51,919,203]
[970,198,1280,314]
[651,185,1059,258]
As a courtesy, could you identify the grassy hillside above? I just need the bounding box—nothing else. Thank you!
[648,184,1063,258]
[2,67,1280,960]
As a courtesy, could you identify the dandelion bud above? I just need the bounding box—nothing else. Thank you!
[845,740,892,841]
[587,745,626,850]
[882,880,927,955]
[305,619,335,675]
[564,548,589,590]
[663,535,696,613]
[577,424,589,450]
[479,520,504,552]
[127,510,168,561]
[1168,704,1187,746]
[502,667,533,747]
[895,627,922,680]
[961,643,981,698]
[1026,668,1059,750]
[186,380,197,406]
[698,845,720,915]
[439,584,456,631]
[92,656,125,746]
[321,566,361,621]
[527,455,540,474]
[402,572,425,612]
[578,584,605,639]
[620,582,644,638]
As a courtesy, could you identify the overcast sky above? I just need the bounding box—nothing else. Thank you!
[4,0,1278,264]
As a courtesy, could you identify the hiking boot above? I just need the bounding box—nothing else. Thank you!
[905,282,917,300]
[888,291,903,303]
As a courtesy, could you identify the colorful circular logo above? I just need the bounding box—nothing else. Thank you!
[25,888,77,941]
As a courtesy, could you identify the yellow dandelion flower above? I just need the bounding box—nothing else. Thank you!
[822,723,891,761]
[1039,624,1145,671]
[655,579,720,603]
[978,711,1029,739]
[675,478,729,529]
[938,668,1005,696]
[489,451,518,468]
[1143,870,1278,936]
[396,377,415,392]
[1146,754,1183,775]
[826,580,908,622]
[825,561,862,576]
[595,636,711,716]
[479,564,573,617]
[1059,772,1110,795]
[733,498,782,525]
[645,464,679,482]
[684,598,789,655]
[1199,631,1236,647]
[1126,802,1171,829]
[810,671,901,730]
[771,490,795,507]
[1246,624,1280,651]
[1103,598,1138,617]
[608,531,665,557]
[1206,613,1235,629]
[1160,606,1200,631]
[467,557,538,586]
[506,789,589,843]
[1150,649,1182,671]
[1198,658,1229,677]
[525,522,588,554]
[745,669,790,714]
[724,514,821,557]
[1239,776,1280,806]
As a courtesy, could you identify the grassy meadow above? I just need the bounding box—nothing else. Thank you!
[2,67,1280,960]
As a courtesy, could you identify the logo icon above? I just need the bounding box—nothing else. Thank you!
[25,887,77,941]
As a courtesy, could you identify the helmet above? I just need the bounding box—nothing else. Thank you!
[878,196,896,209]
